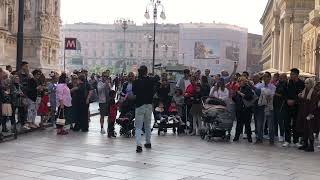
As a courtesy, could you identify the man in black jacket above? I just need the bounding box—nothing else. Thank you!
[282,68,305,147]
[133,66,155,153]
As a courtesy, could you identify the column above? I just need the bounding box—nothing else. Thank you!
[316,0,320,10]
[279,21,284,71]
[282,17,290,72]
[291,21,304,69]
[272,31,280,69]
[0,4,4,28]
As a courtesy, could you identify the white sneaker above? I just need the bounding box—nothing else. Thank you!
[282,142,290,147]
[295,143,303,148]
[317,145,320,148]
[23,124,31,130]
[279,136,284,142]
[100,128,106,134]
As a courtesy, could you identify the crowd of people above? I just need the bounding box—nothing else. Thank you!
[1,62,320,153]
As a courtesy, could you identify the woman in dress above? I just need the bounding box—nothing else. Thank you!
[200,76,211,97]
[56,73,72,135]
[210,79,229,102]
[73,74,91,132]
[232,76,254,143]
[296,79,320,152]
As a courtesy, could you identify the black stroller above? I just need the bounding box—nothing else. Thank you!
[200,97,233,141]
[116,99,135,138]
[152,109,181,135]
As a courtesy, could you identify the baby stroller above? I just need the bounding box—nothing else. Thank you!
[200,97,233,141]
[116,99,135,138]
[152,108,182,135]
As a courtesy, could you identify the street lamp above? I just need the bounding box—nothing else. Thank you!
[16,0,25,71]
[144,0,166,75]
[115,18,135,74]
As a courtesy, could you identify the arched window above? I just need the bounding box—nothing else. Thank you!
[45,0,49,13]
[8,7,13,32]
[54,0,59,16]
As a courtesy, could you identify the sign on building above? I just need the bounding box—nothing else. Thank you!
[65,38,77,50]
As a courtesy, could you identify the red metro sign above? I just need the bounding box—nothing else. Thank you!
[65,38,77,50]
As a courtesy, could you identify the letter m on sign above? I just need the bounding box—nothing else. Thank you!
[65,38,77,50]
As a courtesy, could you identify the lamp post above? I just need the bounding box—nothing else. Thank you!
[144,0,166,75]
[16,0,25,71]
[115,18,134,74]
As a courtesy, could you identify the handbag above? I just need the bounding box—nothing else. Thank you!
[242,91,258,108]
[56,108,66,126]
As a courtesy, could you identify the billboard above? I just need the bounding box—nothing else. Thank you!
[225,41,240,62]
[194,40,220,59]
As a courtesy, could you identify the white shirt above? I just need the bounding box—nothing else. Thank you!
[210,88,229,101]
[184,80,191,92]
[97,81,111,103]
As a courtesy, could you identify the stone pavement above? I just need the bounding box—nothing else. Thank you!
[0,116,320,180]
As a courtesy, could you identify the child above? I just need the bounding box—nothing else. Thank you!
[155,102,165,122]
[155,102,165,113]
[108,90,117,138]
[37,89,49,128]
[168,101,181,134]
[173,89,184,117]
[168,101,178,115]
[190,84,203,136]
[1,79,13,133]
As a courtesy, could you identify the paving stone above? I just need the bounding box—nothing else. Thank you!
[62,159,109,169]
[109,160,157,169]
[0,115,319,180]
[44,169,98,180]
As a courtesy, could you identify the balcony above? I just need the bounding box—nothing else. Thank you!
[309,10,320,27]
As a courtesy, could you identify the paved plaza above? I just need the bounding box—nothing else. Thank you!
[0,116,320,180]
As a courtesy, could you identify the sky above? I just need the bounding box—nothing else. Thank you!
[61,0,269,35]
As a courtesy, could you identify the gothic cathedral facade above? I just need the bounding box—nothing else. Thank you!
[0,0,61,73]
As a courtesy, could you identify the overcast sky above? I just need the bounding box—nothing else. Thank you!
[61,0,268,35]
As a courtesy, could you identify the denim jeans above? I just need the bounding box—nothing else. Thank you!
[227,103,236,122]
[135,104,153,147]
[257,107,275,142]
[274,110,285,137]
[255,106,265,141]
[265,111,275,142]
[27,98,40,123]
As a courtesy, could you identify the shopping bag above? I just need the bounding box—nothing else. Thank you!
[56,108,65,126]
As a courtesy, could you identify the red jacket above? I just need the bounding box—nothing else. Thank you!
[185,84,196,97]
[108,100,118,122]
[226,81,240,99]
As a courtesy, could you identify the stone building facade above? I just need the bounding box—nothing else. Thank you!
[260,0,317,76]
[178,23,248,74]
[0,0,61,73]
[247,33,263,74]
[61,23,179,73]
[301,0,320,79]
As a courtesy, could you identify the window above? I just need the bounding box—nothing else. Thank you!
[172,51,177,58]
[8,7,13,32]
[42,47,49,64]
[130,43,134,48]
[163,51,167,58]
[139,43,142,48]
[52,50,57,64]
[54,0,59,16]
[216,60,219,64]
[130,50,134,58]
